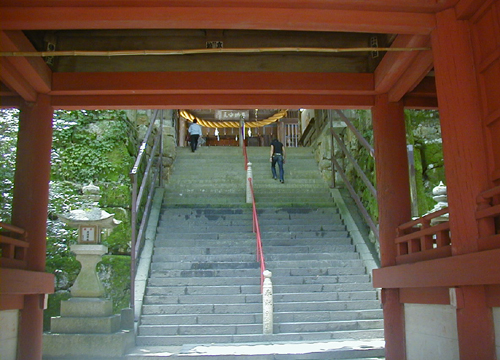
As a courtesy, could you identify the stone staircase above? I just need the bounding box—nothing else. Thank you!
[129,146,384,359]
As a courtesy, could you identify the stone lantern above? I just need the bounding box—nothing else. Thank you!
[427,181,449,225]
[44,189,133,359]
[58,208,121,297]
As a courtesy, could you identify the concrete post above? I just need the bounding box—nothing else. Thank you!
[262,270,273,335]
[246,162,253,204]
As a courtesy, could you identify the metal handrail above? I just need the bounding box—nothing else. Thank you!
[331,129,377,198]
[129,110,164,314]
[330,110,379,242]
[334,109,375,157]
[248,178,266,291]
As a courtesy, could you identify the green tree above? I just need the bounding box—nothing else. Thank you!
[0,109,19,223]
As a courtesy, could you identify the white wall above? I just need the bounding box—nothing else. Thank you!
[493,307,500,358]
[405,304,459,360]
[300,109,314,134]
[0,310,19,360]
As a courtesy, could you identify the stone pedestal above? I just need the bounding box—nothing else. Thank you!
[43,299,134,359]
[70,244,107,297]
[43,246,134,359]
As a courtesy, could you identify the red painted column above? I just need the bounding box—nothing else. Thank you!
[432,9,495,360]
[372,95,411,360]
[11,94,54,360]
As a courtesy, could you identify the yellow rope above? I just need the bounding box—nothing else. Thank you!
[180,109,288,128]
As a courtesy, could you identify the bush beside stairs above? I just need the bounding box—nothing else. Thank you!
[127,146,385,359]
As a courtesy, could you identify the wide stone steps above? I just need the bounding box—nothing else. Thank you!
[132,147,383,358]
[163,147,334,207]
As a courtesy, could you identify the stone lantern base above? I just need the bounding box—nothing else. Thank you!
[43,298,134,359]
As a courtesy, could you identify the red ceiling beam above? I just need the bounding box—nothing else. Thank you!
[0,0,446,13]
[50,94,376,110]
[388,49,433,102]
[455,0,489,19]
[0,7,436,35]
[0,30,52,101]
[51,72,375,96]
[0,31,52,93]
[375,35,431,93]
[0,96,23,109]
[0,58,38,101]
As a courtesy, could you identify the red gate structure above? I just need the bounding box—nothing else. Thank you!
[1,1,500,359]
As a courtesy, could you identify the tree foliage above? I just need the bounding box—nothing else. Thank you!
[51,110,132,183]
[0,109,19,223]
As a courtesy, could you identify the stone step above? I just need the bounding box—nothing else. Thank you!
[143,291,377,307]
[161,207,340,216]
[156,223,346,232]
[146,274,371,287]
[152,245,357,256]
[144,282,374,296]
[154,233,352,243]
[139,309,383,326]
[151,252,359,263]
[149,266,366,278]
[150,259,365,271]
[138,318,383,338]
[135,329,385,346]
[144,293,261,305]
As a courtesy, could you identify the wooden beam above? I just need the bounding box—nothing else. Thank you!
[403,95,438,109]
[0,58,37,101]
[0,268,54,295]
[375,34,431,93]
[455,0,490,19]
[51,71,375,96]
[388,49,433,102]
[0,31,52,94]
[0,96,22,108]
[374,34,434,102]
[373,248,500,288]
[50,93,375,109]
[0,0,444,13]
[0,7,436,35]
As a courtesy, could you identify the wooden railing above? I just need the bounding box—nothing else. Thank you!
[395,208,451,265]
[0,222,28,269]
[477,185,500,250]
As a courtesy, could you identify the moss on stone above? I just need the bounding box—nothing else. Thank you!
[44,291,72,331]
[98,255,131,313]
[102,207,131,255]
[100,183,131,208]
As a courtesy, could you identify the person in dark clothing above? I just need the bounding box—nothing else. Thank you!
[270,138,286,183]
[188,119,202,152]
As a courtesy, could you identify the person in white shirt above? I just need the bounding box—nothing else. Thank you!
[188,119,203,152]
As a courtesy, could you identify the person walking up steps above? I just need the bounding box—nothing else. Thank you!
[270,138,286,183]
[188,119,202,152]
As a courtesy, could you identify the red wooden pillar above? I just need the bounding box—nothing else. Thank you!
[11,94,54,360]
[372,95,411,360]
[432,8,495,360]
